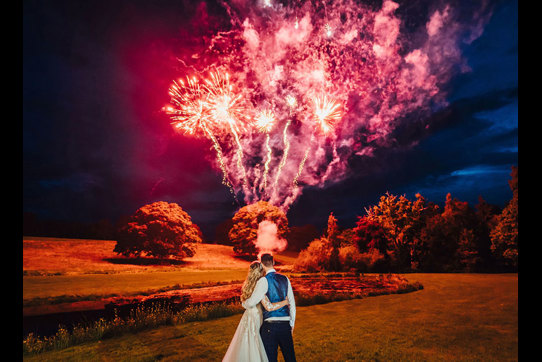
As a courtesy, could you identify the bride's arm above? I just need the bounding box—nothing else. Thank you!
[242,278,268,309]
[261,295,289,311]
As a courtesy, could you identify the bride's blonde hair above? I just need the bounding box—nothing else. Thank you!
[241,261,264,302]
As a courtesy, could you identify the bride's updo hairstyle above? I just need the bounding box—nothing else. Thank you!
[241,261,264,302]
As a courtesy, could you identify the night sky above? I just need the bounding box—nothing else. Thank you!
[23,0,518,239]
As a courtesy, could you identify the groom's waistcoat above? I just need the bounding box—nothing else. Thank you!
[263,271,290,320]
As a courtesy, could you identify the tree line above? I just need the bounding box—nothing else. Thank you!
[295,166,518,273]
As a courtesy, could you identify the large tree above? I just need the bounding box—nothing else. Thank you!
[365,192,438,271]
[114,201,202,260]
[418,193,480,272]
[228,201,289,257]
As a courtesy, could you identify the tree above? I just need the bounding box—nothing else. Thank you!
[114,201,202,260]
[474,196,501,270]
[442,193,479,271]
[490,166,518,270]
[326,212,342,271]
[418,193,480,272]
[353,216,390,254]
[365,192,435,271]
[228,201,289,257]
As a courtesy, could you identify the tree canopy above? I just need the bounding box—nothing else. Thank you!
[228,201,289,257]
[114,201,202,260]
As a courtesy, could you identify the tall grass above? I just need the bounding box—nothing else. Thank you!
[23,300,245,356]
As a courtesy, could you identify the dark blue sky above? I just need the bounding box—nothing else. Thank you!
[23,0,517,238]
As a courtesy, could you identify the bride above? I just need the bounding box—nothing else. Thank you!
[223,261,289,362]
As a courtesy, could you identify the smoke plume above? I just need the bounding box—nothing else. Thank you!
[255,220,287,258]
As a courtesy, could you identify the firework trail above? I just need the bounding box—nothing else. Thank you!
[273,119,292,192]
[203,125,237,200]
[293,133,313,187]
[255,110,275,193]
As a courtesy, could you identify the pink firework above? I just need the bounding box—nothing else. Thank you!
[255,110,276,134]
[203,71,252,135]
[313,95,342,135]
[165,76,211,136]
[164,0,493,210]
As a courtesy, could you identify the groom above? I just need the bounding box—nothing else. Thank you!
[242,253,297,362]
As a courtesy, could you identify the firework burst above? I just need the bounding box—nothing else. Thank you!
[313,95,342,135]
[203,71,251,135]
[166,76,210,135]
[165,73,242,199]
[255,110,276,133]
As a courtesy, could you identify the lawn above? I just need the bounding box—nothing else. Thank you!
[23,238,251,304]
[24,273,518,361]
[23,238,295,316]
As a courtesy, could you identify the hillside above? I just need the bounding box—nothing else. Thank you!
[23,237,255,275]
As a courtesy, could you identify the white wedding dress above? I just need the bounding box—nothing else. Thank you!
[222,304,268,362]
[223,296,283,362]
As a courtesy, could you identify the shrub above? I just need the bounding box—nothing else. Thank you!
[293,238,333,272]
[338,244,365,272]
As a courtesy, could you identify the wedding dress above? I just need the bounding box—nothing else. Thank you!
[222,296,283,362]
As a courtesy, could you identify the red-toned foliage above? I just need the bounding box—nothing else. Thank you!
[228,201,289,257]
[114,201,202,260]
[353,216,390,254]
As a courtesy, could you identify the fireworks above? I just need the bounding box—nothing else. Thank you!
[255,110,276,192]
[166,77,210,135]
[165,72,246,199]
[313,95,342,134]
[203,71,251,194]
[163,0,488,210]
[285,95,297,111]
[293,95,342,186]
[273,119,292,195]
[203,71,251,134]
[255,110,275,134]
[324,23,333,38]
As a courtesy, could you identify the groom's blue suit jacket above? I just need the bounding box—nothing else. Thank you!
[263,272,290,319]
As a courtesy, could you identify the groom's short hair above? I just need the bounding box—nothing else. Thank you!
[260,253,274,267]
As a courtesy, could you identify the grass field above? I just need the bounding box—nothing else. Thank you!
[23,238,251,308]
[23,238,299,316]
[24,273,518,361]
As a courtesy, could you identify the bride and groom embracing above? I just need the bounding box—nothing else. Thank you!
[223,253,297,362]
